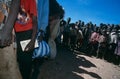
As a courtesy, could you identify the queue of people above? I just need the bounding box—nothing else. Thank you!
[57,18,120,66]
[0,0,120,79]
[0,0,64,79]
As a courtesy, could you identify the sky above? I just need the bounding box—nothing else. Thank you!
[57,0,120,26]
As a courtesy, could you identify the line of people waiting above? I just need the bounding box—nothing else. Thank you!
[57,18,120,66]
[0,0,64,79]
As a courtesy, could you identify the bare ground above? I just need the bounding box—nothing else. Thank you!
[38,46,120,79]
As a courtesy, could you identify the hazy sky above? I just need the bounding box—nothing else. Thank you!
[57,0,120,26]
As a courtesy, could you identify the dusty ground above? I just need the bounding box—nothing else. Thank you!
[38,46,120,79]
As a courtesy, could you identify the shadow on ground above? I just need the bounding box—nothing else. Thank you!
[39,46,102,79]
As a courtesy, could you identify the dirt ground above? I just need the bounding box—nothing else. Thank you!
[38,46,120,79]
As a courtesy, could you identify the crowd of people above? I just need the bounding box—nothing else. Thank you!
[57,17,120,66]
[0,0,120,79]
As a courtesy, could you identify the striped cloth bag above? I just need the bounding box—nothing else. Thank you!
[32,40,50,59]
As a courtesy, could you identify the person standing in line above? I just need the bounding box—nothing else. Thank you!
[14,0,38,79]
[48,0,65,59]
[31,1,65,79]
[0,0,22,79]
[31,0,49,79]
[34,0,65,59]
